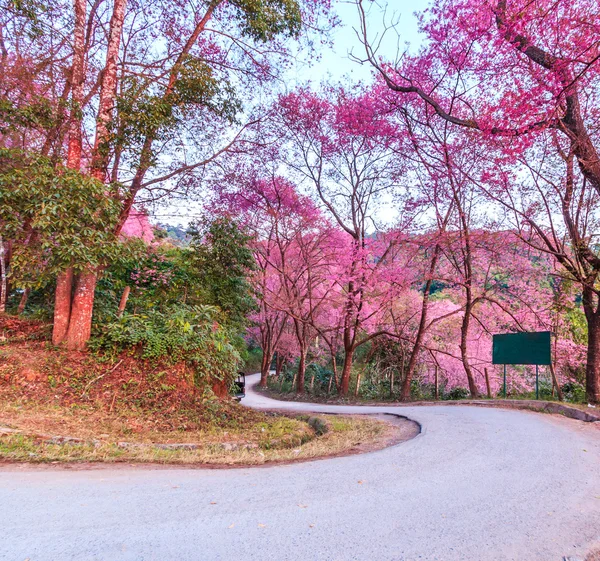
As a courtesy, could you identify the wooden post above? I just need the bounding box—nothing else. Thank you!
[310,373,315,393]
[327,373,333,395]
[390,369,395,397]
[434,365,439,400]
[549,362,563,401]
[117,286,131,317]
[354,371,362,397]
[484,368,492,399]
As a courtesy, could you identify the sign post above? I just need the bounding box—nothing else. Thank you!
[492,331,552,399]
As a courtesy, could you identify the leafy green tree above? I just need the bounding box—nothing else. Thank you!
[188,217,257,329]
[0,149,121,291]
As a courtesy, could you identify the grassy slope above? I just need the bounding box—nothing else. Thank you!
[0,316,389,465]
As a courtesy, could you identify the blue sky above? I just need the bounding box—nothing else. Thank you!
[289,0,429,86]
[154,0,431,224]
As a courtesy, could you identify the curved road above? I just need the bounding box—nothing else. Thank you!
[1,373,600,561]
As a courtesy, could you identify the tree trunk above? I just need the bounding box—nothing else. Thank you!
[17,288,30,315]
[354,370,361,397]
[52,268,73,345]
[66,0,87,170]
[460,303,479,398]
[50,0,85,345]
[400,245,441,401]
[484,368,492,399]
[117,285,130,317]
[330,352,339,392]
[60,0,127,350]
[548,362,563,402]
[584,312,600,404]
[260,349,273,388]
[89,0,127,181]
[296,349,307,393]
[340,349,354,396]
[0,235,6,314]
[65,271,97,350]
[276,353,283,378]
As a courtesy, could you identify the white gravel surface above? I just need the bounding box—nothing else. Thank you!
[1,373,599,561]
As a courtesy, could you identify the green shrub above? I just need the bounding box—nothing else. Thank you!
[561,381,586,403]
[444,386,470,400]
[90,305,240,389]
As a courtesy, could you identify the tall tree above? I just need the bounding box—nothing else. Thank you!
[358,0,600,402]
[274,86,408,394]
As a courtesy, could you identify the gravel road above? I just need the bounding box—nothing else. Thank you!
[1,373,599,561]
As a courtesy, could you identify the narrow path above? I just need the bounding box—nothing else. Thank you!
[0,373,599,561]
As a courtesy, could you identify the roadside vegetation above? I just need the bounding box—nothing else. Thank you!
[0,316,394,465]
[261,349,589,406]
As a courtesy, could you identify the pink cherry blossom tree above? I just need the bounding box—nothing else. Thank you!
[357,0,600,402]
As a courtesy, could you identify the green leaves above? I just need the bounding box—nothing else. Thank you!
[231,0,302,41]
[113,57,241,161]
[91,305,241,389]
[172,56,241,122]
[0,149,121,287]
[188,217,257,329]
[0,97,57,135]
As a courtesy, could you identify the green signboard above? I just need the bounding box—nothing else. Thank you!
[492,331,552,365]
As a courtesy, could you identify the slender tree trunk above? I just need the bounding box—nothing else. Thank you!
[66,0,86,169]
[0,235,6,314]
[296,348,307,393]
[484,368,492,399]
[548,362,563,402]
[354,369,362,397]
[17,288,30,315]
[330,352,339,392]
[90,0,127,182]
[65,271,97,350]
[460,302,479,397]
[400,246,441,401]
[117,286,130,317]
[52,269,73,345]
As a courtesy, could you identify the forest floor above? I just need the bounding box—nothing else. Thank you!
[0,316,399,466]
